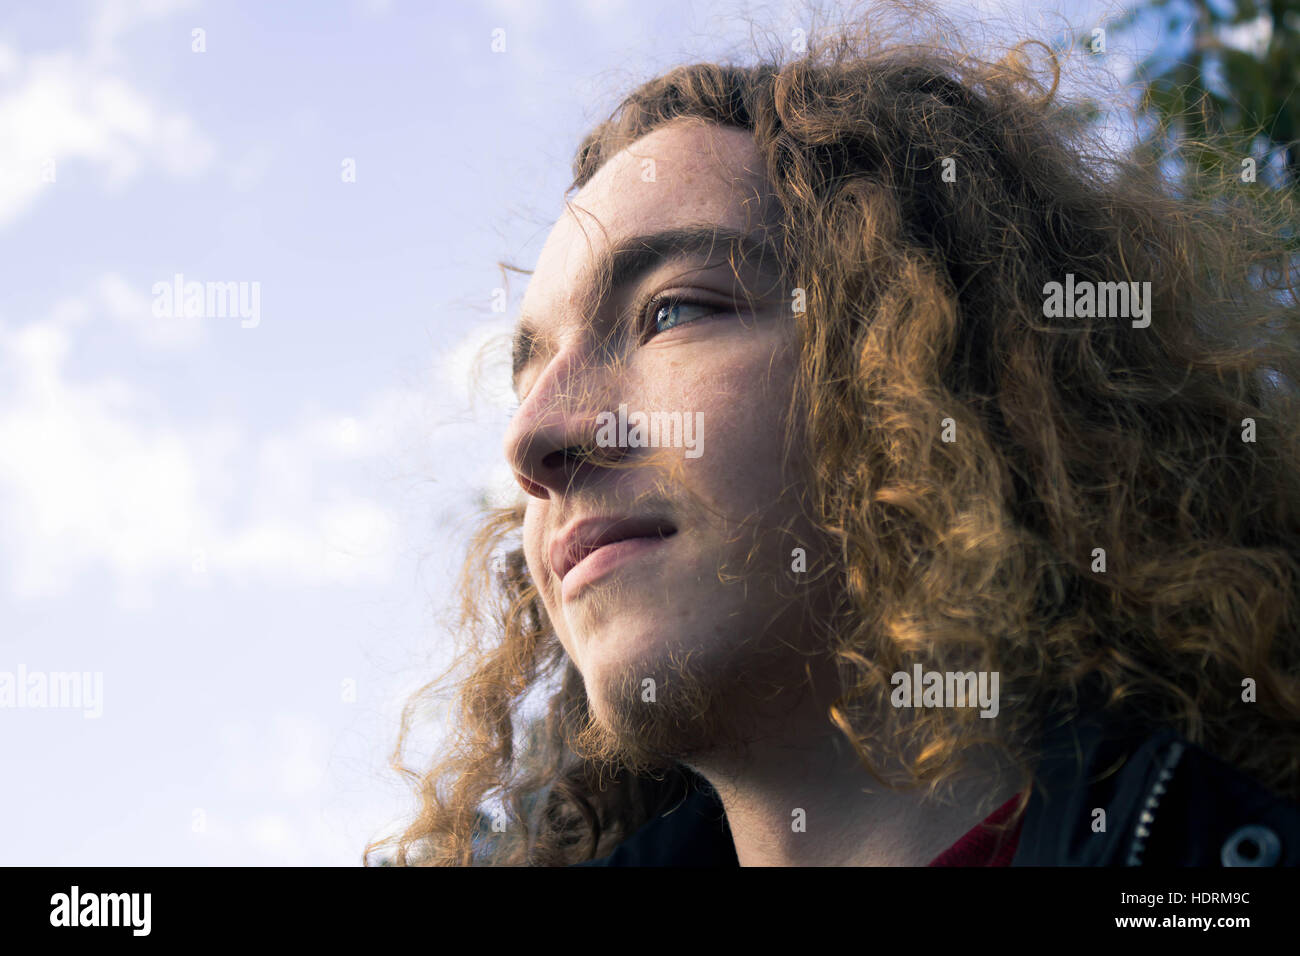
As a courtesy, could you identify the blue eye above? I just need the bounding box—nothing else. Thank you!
[651,298,720,335]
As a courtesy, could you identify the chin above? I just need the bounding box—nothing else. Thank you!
[570,613,789,771]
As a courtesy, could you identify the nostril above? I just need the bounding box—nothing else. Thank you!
[542,444,594,471]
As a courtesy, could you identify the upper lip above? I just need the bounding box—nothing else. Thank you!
[549,515,677,582]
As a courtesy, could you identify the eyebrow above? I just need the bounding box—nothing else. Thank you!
[510,223,781,395]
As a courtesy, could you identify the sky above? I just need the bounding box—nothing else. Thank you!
[0,0,1174,865]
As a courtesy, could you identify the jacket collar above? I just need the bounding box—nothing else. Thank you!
[574,707,1300,866]
[1012,707,1300,866]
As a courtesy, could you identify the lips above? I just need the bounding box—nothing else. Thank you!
[549,515,677,583]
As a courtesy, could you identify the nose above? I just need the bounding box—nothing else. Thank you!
[503,347,623,500]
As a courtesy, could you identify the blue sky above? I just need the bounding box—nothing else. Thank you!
[0,0,1186,864]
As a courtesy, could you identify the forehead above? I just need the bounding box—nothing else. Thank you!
[522,121,769,312]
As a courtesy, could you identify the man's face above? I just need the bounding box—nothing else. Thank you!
[504,120,830,766]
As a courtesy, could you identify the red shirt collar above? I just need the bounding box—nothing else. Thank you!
[927,794,1024,866]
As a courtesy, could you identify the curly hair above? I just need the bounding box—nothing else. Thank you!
[366,9,1300,866]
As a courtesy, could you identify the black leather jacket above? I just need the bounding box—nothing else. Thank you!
[574,711,1300,866]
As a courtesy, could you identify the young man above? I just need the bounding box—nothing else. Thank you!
[371,29,1300,866]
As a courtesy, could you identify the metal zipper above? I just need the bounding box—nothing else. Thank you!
[1125,739,1185,866]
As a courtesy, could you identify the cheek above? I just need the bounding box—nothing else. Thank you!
[660,335,796,492]
[521,506,549,594]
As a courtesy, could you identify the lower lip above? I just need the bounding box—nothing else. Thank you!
[561,534,675,601]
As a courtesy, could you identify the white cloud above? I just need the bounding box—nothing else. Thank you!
[101,272,208,349]
[0,267,529,609]
[437,313,517,415]
[0,281,431,606]
[219,714,329,799]
[0,1,213,229]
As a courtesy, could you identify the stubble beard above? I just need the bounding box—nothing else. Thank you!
[565,589,827,777]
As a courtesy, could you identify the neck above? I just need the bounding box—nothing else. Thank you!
[684,698,1022,867]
